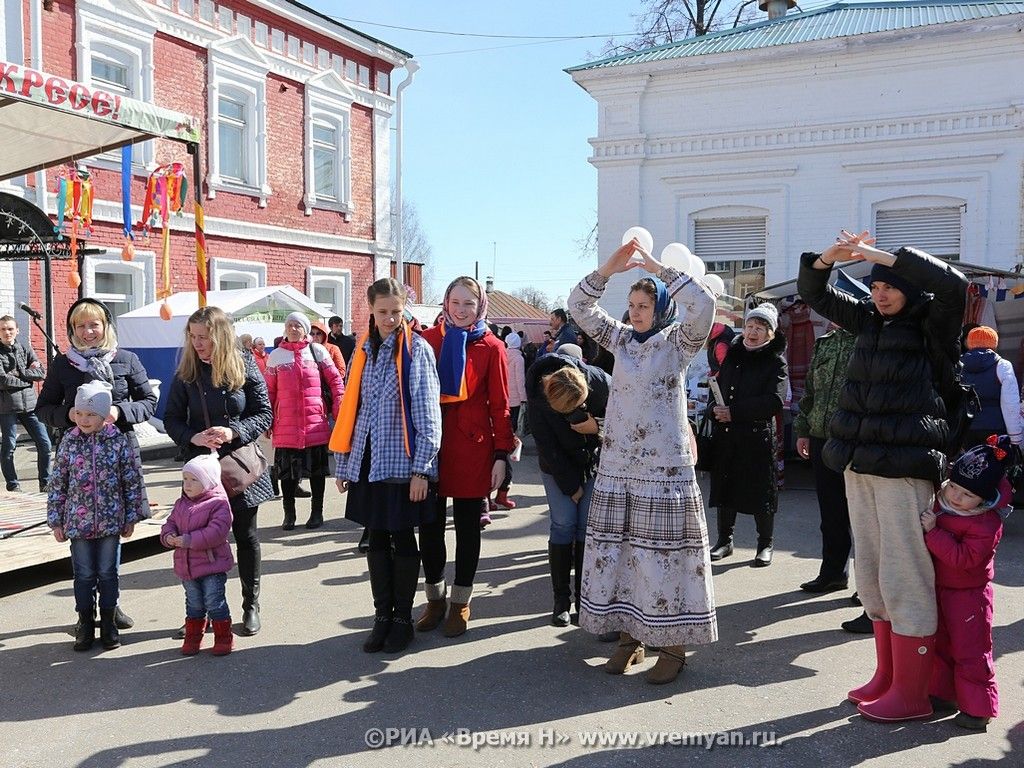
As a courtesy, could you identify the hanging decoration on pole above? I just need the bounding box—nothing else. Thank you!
[120,145,135,262]
[137,162,188,321]
[54,165,93,289]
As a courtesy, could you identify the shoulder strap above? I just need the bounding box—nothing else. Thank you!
[194,374,213,429]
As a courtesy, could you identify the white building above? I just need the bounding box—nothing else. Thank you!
[568,0,1024,318]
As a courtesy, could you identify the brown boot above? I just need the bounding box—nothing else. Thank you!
[646,645,686,684]
[443,585,472,638]
[605,632,645,674]
[415,580,446,632]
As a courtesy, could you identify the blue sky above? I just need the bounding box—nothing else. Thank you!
[315,1,640,306]
[314,2,834,305]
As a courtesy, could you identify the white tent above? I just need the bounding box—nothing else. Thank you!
[118,285,332,416]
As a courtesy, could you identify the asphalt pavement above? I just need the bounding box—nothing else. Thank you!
[0,441,1020,767]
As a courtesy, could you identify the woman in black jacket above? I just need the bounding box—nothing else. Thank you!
[708,303,787,567]
[527,352,610,627]
[798,231,967,724]
[164,306,274,636]
[36,297,157,630]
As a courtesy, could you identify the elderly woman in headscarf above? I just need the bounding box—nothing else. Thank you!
[415,277,514,638]
[567,240,717,685]
[707,303,788,567]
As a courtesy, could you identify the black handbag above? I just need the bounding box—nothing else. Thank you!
[694,409,715,473]
[943,375,980,457]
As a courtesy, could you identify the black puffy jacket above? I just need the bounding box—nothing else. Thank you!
[526,353,611,497]
[797,247,967,483]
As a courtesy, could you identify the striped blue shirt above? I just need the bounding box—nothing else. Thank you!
[335,331,442,483]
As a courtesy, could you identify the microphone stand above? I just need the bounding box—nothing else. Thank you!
[29,314,61,360]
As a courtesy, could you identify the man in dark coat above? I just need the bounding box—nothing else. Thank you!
[0,315,51,491]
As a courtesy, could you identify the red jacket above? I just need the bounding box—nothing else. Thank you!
[925,506,1002,589]
[421,325,514,498]
[265,340,344,449]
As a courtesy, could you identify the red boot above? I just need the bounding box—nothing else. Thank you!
[211,619,234,656]
[181,618,206,656]
[858,633,935,722]
[848,620,893,704]
[494,490,517,510]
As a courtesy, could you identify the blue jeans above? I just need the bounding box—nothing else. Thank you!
[70,536,119,612]
[183,572,230,621]
[541,472,594,545]
[0,411,51,490]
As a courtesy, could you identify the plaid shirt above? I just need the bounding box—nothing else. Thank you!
[335,331,442,483]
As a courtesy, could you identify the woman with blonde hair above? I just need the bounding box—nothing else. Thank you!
[37,298,157,631]
[164,306,274,636]
[568,240,717,685]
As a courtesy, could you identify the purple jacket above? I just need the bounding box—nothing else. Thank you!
[160,487,234,581]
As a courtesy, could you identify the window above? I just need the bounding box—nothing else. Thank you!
[357,64,370,88]
[83,249,155,319]
[236,14,251,39]
[207,38,271,205]
[177,0,194,17]
[303,42,316,66]
[318,49,330,69]
[199,0,214,24]
[271,28,284,53]
[303,71,354,216]
[217,6,232,31]
[308,267,351,329]
[693,216,767,298]
[255,22,268,47]
[217,93,248,182]
[332,56,345,76]
[376,70,390,94]
[345,60,356,82]
[874,207,963,260]
[288,36,300,58]
[209,259,267,291]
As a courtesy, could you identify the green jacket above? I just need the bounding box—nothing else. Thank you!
[794,329,856,440]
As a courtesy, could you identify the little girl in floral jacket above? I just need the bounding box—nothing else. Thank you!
[161,454,235,656]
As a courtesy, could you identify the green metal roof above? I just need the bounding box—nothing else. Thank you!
[567,1,1024,72]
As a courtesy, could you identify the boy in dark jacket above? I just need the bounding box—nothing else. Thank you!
[0,315,51,492]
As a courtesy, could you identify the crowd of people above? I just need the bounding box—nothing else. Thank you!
[0,229,1009,729]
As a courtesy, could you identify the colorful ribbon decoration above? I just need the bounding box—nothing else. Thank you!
[53,166,93,289]
[120,145,135,262]
[136,162,188,320]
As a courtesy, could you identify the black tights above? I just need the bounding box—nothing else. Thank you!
[231,503,260,609]
[419,497,484,587]
[367,528,419,556]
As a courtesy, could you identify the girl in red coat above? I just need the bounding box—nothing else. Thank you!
[920,435,1009,732]
[416,276,514,637]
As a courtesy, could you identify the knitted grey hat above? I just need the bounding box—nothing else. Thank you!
[746,303,779,332]
[74,380,113,418]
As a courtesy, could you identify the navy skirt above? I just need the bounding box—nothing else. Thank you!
[344,442,437,532]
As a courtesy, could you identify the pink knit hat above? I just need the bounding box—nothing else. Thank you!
[182,454,222,493]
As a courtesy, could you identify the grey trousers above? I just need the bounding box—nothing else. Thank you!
[844,470,937,637]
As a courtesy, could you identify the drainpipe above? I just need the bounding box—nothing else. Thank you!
[393,59,419,289]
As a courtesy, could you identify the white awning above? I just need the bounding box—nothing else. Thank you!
[0,60,200,181]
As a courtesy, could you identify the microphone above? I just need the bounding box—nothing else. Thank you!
[19,302,43,321]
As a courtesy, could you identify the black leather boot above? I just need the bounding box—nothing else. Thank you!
[238,543,262,635]
[364,549,393,653]
[753,511,774,567]
[74,610,95,652]
[710,507,736,561]
[114,605,134,629]
[305,476,326,529]
[357,527,370,553]
[99,608,121,650]
[281,478,296,531]
[548,543,573,627]
[384,553,421,653]
[572,540,585,624]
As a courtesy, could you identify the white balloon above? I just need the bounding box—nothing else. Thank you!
[621,226,654,256]
[660,242,693,272]
[703,273,725,296]
[689,254,706,278]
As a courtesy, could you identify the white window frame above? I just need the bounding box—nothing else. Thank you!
[307,266,352,331]
[75,0,156,171]
[208,258,267,291]
[303,70,355,217]
[207,36,272,206]
[82,248,156,319]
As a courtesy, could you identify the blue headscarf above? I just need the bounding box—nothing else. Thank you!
[631,277,677,343]
[438,277,489,401]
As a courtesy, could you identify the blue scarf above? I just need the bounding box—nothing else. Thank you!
[438,319,488,402]
[631,277,678,343]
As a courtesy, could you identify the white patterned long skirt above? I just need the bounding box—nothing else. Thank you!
[579,471,718,647]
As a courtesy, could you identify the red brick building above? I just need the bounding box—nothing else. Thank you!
[3,0,420,338]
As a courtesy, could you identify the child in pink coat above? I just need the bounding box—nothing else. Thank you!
[161,454,235,656]
[920,435,1009,732]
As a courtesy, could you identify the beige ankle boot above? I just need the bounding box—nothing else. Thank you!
[605,632,645,674]
[415,580,447,632]
[646,645,686,684]
[443,585,472,637]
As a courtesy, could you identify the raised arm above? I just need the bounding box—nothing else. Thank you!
[660,265,715,363]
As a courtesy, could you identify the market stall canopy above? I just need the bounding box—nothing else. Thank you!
[118,285,332,416]
[0,60,201,181]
